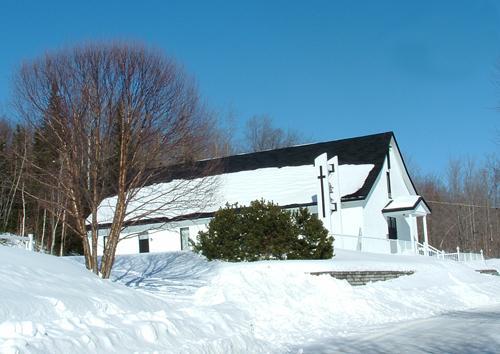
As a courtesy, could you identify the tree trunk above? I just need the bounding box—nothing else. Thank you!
[4,146,26,229]
[50,218,58,255]
[20,182,26,237]
[40,208,46,252]
[100,196,127,279]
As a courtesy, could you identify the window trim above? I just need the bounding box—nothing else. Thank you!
[180,227,190,250]
[138,231,150,253]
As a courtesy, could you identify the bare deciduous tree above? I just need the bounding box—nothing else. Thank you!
[414,156,500,257]
[0,121,31,234]
[244,115,304,152]
[14,42,218,278]
[0,118,14,229]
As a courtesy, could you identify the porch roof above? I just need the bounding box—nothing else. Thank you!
[382,196,430,217]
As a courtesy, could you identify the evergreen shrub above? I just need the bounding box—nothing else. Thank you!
[193,199,333,261]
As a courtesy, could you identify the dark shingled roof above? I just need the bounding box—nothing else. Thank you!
[154,131,394,202]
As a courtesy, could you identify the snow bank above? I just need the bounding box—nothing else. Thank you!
[2,247,500,353]
[463,258,500,272]
[0,247,272,354]
[486,259,500,272]
[189,250,500,346]
[0,233,27,249]
[107,250,500,349]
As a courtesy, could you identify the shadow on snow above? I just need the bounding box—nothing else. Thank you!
[110,251,217,296]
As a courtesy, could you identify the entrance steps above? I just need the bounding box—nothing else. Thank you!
[310,270,414,286]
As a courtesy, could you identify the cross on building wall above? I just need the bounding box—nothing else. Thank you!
[314,153,342,235]
[317,165,327,218]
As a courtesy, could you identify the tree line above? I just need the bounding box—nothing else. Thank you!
[414,156,500,257]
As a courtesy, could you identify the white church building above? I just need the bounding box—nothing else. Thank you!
[94,131,434,257]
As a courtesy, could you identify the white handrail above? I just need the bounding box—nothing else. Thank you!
[333,233,390,241]
[416,242,443,258]
[333,233,484,262]
[428,244,441,253]
[333,233,415,255]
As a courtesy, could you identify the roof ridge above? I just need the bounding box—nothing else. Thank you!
[145,130,394,203]
[199,131,394,162]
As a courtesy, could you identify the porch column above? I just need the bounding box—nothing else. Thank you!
[407,215,416,253]
[423,215,429,256]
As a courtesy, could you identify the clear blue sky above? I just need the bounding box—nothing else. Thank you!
[1,0,499,174]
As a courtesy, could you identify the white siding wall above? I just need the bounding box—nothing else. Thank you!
[97,219,210,256]
[362,165,390,238]
[336,202,364,235]
[388,145,414,198]
[396,217,412,242]
[362,141,417,243]
[332,202,364,251]
[388,142,418,242]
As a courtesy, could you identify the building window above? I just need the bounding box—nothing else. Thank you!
[180,227,190,250]
[387,217,397,239]
[138,232,150,253]
[386,171,392,199]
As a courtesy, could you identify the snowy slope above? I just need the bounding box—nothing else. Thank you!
[82,250,500,350]
[294,304,500,353]
[183,251,500,346]
[464,258,500,272]
[0,247,271,354]
[2,246,500,353]
[483,258,500,272]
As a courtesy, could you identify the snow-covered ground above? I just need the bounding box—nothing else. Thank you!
[467,258,500,272]
[1,246,500,353]
[293,304,500,353]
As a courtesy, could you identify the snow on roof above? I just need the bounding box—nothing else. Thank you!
[95,163,374,225]
[151,131,394,201]
[219,163,374,208]
[382,195,423,213]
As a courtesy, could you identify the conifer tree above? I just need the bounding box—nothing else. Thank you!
[195,200,333,261]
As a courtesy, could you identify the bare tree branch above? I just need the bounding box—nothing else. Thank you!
[244,115,304,153]
[14,42,219,278]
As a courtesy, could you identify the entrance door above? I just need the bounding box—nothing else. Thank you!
[388,217,398,239]
[138,232,150,253]
[180,227,190,250]
[387,217,398,253]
